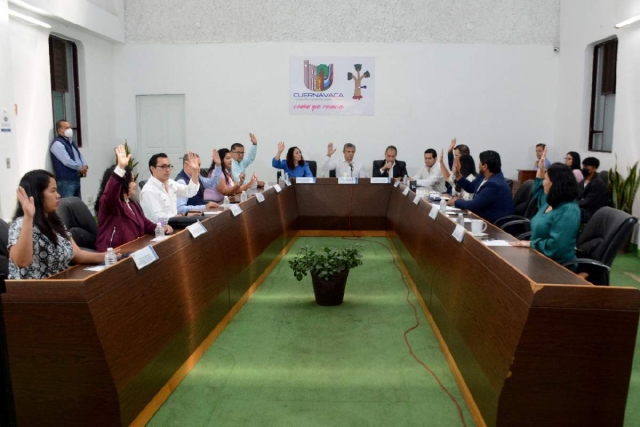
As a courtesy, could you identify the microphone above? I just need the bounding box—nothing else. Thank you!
[349,163,353,177]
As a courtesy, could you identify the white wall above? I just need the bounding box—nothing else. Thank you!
[114,43,559,185]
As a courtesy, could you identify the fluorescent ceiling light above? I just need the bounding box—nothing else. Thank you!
[8,0,50,16]
[7,9,52,29]
[614,15,640,29]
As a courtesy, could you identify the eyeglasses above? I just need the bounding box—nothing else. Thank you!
[155,164,174,170]
[232,151,245,155]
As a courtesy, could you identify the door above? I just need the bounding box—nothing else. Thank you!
[136,95,186,182]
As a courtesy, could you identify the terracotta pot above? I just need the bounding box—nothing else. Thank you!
[311,269,349,306]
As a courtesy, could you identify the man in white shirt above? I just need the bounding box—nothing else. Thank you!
[231,133,258,182]
[139,152,200,223]
[414,148,447,193]
[322,142,365,178]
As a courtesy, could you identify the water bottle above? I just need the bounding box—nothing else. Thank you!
[440,198,447,213]
[155,222,165,239]
[456,213,465,227]
[403,175,408,185]
[223,196,230,208]
[240,191,247,202]
[104,247,117,266]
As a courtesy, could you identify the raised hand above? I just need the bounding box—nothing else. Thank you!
[249,133,258,145]
[448,137,457,152]
[277,141,285,153]
[212,148,221,166]
[115,145,131,169]
[186,151,200,172]
[452,156,461,176]
[439,149,445,164]
[239,172,246,184]
[249,173,258,185]
[538,147,547,170]
[16,187,35,219]
[327,142,337,157]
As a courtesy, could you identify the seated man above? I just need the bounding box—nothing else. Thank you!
[175,149,223,214]
[372,145,408,179]
[230,133,259,183]
[322,142,365,178]
[140,152,200,223]
[414,148,446,193]
[577,157,608,223]
[448,150,514,223]
[534,143,552,170]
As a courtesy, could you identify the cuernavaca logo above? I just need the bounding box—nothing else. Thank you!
[303,60,333,92]
[347,64,370,100]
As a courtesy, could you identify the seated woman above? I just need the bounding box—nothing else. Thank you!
[95,145,173,252]
[8,170,109,279]
[271,142,313,178]
[439,150,477,200]
[204,148,257,202]
[511,152,580,266]
[564,151,584,184]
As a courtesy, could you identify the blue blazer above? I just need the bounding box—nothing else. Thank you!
[454,172,514,223]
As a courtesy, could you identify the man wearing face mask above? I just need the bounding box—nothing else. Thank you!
[577,157,608,223]
[50,120,88,198]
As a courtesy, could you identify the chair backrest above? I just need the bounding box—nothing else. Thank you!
[512,179,534,217]
[138,180,147,190]
[329,169,336,178]
[56,197,98,250]
[306,160,317,177]
[576,207,637,268]
[0,218,9,277]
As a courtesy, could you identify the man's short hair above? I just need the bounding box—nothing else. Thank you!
[536,143,546,149]
[149,153,168,171]
[582,157,600,169]
[55,120,68,131]
[479,150,502,174]
[385,145,397,155]
[231,143,244,151]
[424,148,437,158]
[455,144,470,156]
[343,143,356,151]
[182,153,199,164]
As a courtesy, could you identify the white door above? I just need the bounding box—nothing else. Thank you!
[136,95,186,182]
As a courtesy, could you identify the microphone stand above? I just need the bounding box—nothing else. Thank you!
[0,274,16,426]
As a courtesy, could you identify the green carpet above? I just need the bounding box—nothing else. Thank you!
[148,237,475,427]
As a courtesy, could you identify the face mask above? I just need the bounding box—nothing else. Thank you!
[581,168,590,177]
[64,128,73,138]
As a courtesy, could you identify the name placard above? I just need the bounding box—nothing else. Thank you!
[255,193,265,203]
[429,205,439,220]
[187,220,207,238]
[402,187,410,196]
[230,204,243,217]
[295,177,315,184]
[131,245,159,270]
[413,195,421,205]
[370,177,390,184]
[274,184,282,193]
[284,179,292,186]
[393,180,400,188]
[452,224,466,242]
[338,177,357,184]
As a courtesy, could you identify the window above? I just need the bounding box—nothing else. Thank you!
[588,38,617,152]
[48,36,82,146]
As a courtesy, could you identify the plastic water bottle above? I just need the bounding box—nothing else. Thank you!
[403,175,408,185]
[155,222,165,239]
[223,196,230,208]
[240,191,247,202]
[440,198,447,213]
[456,213,465,227]
[104,248,117,266]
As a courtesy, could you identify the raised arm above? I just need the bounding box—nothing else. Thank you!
[8,189,35,267]
[439,148,451,181]
[274,141,285,161]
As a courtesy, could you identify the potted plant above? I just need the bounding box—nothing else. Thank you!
[608,161,640,215]
[289,245,363,306]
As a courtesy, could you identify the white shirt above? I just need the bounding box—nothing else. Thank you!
[139,175,199,223]
[322,157,365,178]
[414,164,447,193]
[448,173,476,200]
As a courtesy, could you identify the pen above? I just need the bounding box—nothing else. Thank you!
[109,227,116,247]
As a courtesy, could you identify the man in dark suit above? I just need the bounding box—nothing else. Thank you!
[372,145,408,179]
[448,150,514,223]
[577,157,608,223]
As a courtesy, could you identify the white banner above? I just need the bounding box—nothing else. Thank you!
[289,57,375,116]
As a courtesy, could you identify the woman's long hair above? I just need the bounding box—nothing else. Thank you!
[546,163,579,208]
[13,170,67,245]
[95,165,134,213]
[214,148,233,183]
[286,146,305,170]
[455,154,477,193]
[566,151,581,170]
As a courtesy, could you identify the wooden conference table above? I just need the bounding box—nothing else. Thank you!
[1,179,638,427]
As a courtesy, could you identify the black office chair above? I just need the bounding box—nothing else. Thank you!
[139,180,147,190]
[329,169,336,178]
[306,160,317,177]
[495,179,539,238]
[56,197,98,250]
[562,207,637,285]
[0,219,9,278]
